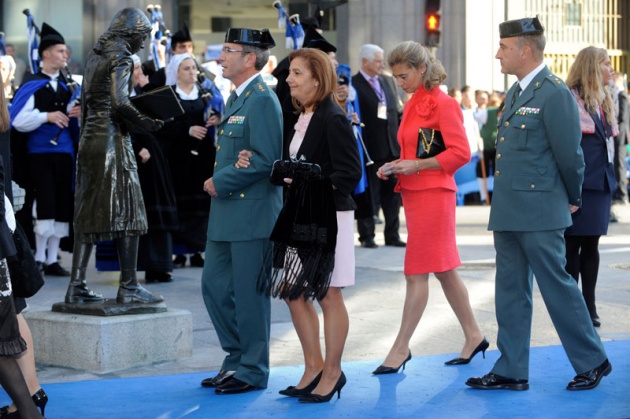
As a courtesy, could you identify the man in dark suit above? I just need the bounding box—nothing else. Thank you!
[201,28,283,395]
[466,17,611,392]
[353,44,404,248]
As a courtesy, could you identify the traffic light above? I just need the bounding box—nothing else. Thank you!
[425,0,441,48]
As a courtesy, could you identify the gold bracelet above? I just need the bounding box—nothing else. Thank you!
[415,160,420,173]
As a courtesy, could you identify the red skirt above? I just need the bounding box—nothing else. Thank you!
[401,188,461,275]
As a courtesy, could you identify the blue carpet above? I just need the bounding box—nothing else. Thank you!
[3,341,629,418]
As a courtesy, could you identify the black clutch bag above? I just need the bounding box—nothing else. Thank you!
[416,128,446,159]
[270,159,323,186]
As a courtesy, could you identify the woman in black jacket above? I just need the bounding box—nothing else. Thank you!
[238,48,361,403]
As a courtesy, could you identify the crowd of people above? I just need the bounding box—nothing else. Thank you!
[0,6,624,415]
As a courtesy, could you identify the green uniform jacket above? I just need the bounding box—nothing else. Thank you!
[208,75,283,241]
[489,67,585,232]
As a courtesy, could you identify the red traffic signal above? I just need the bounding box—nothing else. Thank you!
[426,13,440,32]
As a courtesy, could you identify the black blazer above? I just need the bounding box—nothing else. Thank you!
[286,95,362,211]
[352,73,401,162]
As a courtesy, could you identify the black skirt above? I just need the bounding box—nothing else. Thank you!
[0,259,27,356]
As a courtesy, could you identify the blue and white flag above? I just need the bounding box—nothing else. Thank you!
[25,12,40,73]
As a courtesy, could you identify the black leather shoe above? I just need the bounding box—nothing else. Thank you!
[44,262,70,276]
[145,271,173,283]
[173,255,186,268]
[201,370,236,388]
[385,239,406,247]
[298,372,346,403]
[591,316,601,328]
[189,253,205,267]
[567,359,612,390]
[361,239,378,248]
[466,373,529,390]
[215,377,261,395]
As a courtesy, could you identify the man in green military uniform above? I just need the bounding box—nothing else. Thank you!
[466,17,611,391]
[201,28,282,395]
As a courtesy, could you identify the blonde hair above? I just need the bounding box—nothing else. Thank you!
[566,46,614,125]
[387,41,446,91]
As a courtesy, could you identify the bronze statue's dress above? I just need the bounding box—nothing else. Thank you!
[74,38,158,242]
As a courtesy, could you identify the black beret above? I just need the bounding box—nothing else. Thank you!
[499,16,544,39]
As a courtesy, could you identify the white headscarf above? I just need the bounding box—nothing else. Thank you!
[165,53,194,86]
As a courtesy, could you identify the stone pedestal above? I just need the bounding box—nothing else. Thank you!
[25,309,193,373]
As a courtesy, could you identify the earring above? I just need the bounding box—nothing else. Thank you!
[315,83,319,87]
[421,71,426,76]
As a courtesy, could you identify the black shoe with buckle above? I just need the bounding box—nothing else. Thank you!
[361,238,378,248]
[466,373,529,390]
[173,255,186,268]
[44,262,70,276]
[385,239,406,247]
[567,359,612,391]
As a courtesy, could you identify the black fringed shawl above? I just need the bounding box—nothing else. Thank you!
[259,176,337,300]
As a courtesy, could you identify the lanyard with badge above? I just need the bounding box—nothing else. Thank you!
[370,78,387,120]
[599,105,614,164]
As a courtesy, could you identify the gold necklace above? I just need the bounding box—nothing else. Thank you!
[419,128,435,153]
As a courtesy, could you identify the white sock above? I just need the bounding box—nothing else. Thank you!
[46,236,61,265]
[34,233,48,263]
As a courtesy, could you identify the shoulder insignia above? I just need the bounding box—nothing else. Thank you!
[257,83,266,92]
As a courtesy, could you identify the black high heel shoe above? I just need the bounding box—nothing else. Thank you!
[298,372,346,403]
[372,352,412,375]
[0,388,47,418]
[444,338,490,365]
[32,388,48,417]
[279,371,322,397]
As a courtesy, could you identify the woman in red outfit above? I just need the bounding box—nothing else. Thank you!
[372,41,487,374]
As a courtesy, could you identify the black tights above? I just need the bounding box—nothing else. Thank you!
[0,356,42,418]
[565,235,601,317]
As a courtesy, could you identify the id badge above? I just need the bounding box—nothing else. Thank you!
[377,103,387,119]
[606,136,615,163]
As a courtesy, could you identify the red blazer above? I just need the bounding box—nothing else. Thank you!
[396,85,470,192]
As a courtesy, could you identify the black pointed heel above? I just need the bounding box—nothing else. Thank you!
[372,351,412,375]
[32,388,48,417]
[279,371,323,397]
[0,388,47,418]
[445,338,490,365]
[298,372,347,403]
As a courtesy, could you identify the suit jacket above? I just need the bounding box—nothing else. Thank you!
[489,66,585,232]
[208,74,283,241]
[286,95,362,211]
[352,73,401,162]
[617,90,629,145]
[580,109,616,193]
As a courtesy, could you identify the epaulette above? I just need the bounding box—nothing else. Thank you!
[545,73,566,89]
[256,83,266,92]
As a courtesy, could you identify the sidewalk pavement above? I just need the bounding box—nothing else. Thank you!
[25,204,630,385]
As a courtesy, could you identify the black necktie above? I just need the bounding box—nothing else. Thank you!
[226,91,237,109]
[511,84,522,106]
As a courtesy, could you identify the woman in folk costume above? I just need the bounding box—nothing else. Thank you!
[157,53,220,270]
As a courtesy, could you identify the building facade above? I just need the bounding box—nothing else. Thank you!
[1,0,628,91]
